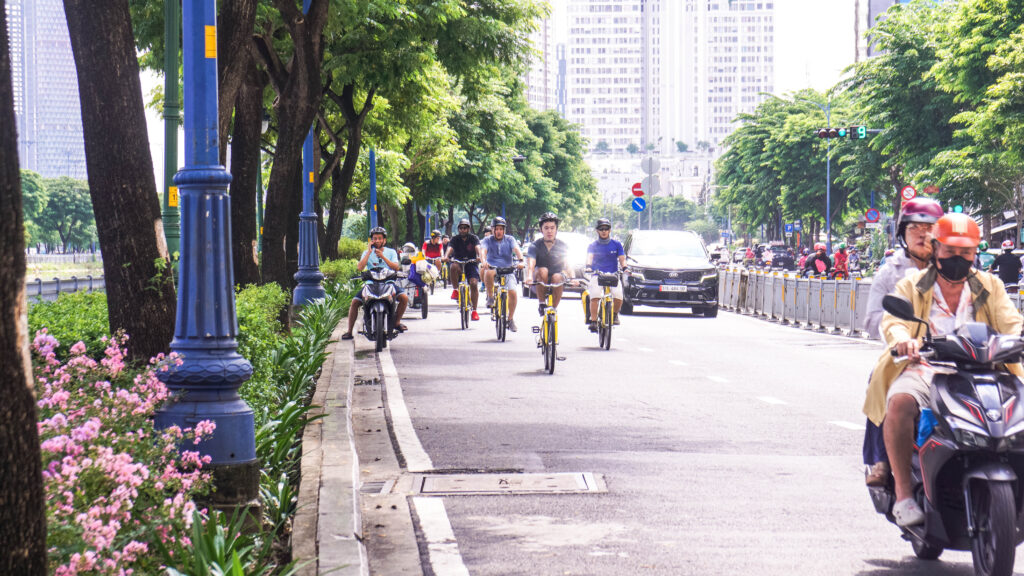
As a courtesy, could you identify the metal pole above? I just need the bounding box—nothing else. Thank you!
[825,101,832,254]
[292,0,325,306]
[425,205,431,241]
[369,148,378,230]
[156,0,258,506]
[162,0,181,257]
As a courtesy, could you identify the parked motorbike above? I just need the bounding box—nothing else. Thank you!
[358,267,401,352]
[870,294,1024,576]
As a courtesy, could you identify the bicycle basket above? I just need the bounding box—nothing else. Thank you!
[597,273,619,287]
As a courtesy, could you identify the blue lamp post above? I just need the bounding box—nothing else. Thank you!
[292,0,326,307]
[155,0,259,505]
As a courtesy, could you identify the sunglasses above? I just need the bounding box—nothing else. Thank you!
[597,227,611,231]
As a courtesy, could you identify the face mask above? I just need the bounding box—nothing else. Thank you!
[597,231,611,245]
[937,255,972,282]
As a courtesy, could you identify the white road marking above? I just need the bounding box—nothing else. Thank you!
[757,396,787,405]
[637,346,655,353]
[829,420,866,431]
[708,375,728,383]
[414,498,471,576]
[669,360,688,366]
[379,349,433,472]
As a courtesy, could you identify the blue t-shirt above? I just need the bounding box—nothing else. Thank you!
[362,247,399,270]
[588,239,624,273]
[481,235,520,268]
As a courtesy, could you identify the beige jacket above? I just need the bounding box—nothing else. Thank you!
[863,266,1024,425]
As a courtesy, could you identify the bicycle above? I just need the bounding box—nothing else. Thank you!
[450,258,477,330]
[490,266,517,342]
[581,269,619,350]
[439,259,450,289]
[531,280,567,374]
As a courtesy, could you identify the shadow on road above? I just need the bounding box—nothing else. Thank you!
[855,557,1017,576]
[625,309,710,319]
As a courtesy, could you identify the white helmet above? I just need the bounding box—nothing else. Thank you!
[1002,239,1015,250]
[402,242,417,253]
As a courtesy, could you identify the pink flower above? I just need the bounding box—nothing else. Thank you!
[70,341,87,356]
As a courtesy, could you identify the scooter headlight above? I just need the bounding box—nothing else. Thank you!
[954,428,993,449]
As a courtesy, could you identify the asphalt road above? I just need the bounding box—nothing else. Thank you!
[387,286,1024,576]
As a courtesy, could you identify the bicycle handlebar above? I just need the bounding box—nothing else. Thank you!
[450,258,479,265]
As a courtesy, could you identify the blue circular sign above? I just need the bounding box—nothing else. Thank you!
[865,208,880,223]
[632,197,647,212]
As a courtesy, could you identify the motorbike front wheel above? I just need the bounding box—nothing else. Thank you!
[970,481,1016,576]
[911,538,943,560]
[373,306,387,352]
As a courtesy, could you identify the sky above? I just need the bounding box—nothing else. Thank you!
[775,0,859,94]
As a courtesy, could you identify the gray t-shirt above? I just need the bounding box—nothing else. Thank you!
[481,235,520,268]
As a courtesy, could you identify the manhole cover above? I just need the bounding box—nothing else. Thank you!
[413,472,606,495]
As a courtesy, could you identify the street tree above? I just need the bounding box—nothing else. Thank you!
[35,177,95,252]
[62,0,176,362]
[19,170,48,245]
[0,7,46,572]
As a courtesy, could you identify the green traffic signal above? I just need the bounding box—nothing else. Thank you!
[837,128,847,138]
[954,205,964,213]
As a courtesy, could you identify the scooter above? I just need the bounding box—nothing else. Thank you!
[870,295,1024,576]
[358,267,401,352]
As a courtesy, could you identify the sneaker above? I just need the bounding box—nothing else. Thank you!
[508,320,518,332]
[451,289,459,301]
[865,461,890,487]
[892,498,925,527]
[471,310,480,321]
[588,322,598,333]
[486,296,494,309]
[613,315,621,326]
[538,303,546,316]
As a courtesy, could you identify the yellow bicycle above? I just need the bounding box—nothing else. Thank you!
[588,271,619,350]
[532,280,566,374]
[451,258,477,330]
[490,266,517,342]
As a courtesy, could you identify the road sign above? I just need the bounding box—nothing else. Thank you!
[721,231,731,238]
[632,197,647,212]
[785,232,793,238]
[642,175,660,196]
[901,185,917,201]
[631,182,644,197]
[865,208,881,223]
[641,156,661,174]
[785,223,794,234]
[866,222,882,229]
[923,185,939,195]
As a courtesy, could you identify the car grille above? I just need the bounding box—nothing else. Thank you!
[643,269,703,282]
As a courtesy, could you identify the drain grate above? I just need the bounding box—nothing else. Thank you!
[412,472,606,496]
[359,481,387,494]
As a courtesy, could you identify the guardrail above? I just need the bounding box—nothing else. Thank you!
[26,276,105,302]
[26,253,102,264]
[719,267,1024,339]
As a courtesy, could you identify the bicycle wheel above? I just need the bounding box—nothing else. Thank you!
[602,297,612,350]
[496,292,507,342]
[546,315,557,374]
[460,286,469,330]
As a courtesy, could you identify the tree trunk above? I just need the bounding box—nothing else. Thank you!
[446,206,454,235]
[0,8,47,572]
[404,202,416,244]
[324,122,361,259]
[63,0,176,362]
[228,59,263,287]
[217,0,258,164]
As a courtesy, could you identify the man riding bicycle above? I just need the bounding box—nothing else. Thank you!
[445,218,483,321]
[585,218,627,332]
[480,217,525,332]
[341,226,409,340]
[422,230,445,266]
[526,212,572,316]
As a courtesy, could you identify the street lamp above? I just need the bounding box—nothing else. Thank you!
[155,0,258,508]
[797,94,834,253]
[162,0,181,258]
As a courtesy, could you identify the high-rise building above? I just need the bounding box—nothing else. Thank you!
[859,0,910,60]
[6,0,86,179]
[525,17,556,111]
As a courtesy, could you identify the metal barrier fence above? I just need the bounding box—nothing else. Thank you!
[719,268,875,338]
[26,276,105,302]
[26,253,102,264]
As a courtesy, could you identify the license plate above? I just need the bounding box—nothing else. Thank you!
[659,285,688,292]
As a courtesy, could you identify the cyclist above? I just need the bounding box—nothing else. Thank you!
[341,227,408,340]
[585,218,627,332]
[422,230,445,265]
[480,217,525,332]
[526,212,572,316]
[990,239,1022,287]
[482,225,493,240]
[444,218,483,321]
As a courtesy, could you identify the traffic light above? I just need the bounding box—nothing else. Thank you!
[953,205,964,213]
[849,125,868,139]
[816,128,847,139]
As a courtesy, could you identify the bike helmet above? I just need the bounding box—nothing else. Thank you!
[1002,239,1014,250]
[802,248,810,255]
[430,229,441,238]
[814,242,826,251]
[837,242,847,250]
[483,225,493,234]
[934,213,980,248]
[896,198,943,245]
[491,216,507,228]
[457,218,471,228]
[595,217,611,230]
[978,240,989,251]
[538,212,560,226]
[402,242,417,253]
[369,226,387,238]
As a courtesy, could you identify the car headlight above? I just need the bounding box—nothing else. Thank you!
[700,270,718,283]
[630,268,645,282]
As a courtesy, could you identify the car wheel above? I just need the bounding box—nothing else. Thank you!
[702,305,718,318]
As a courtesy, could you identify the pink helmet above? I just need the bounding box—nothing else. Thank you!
[897,198,943,246]
[814,242,826,251]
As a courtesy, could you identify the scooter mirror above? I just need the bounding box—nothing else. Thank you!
[882,295,917,321]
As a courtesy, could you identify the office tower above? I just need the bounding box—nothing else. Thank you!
[525,16,556,111]
[6,0,86,179]
[859,0,910,59]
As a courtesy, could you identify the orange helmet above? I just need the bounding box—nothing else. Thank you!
[933,213,980,248]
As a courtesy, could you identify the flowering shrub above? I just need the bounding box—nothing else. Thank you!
[33,329,213,575]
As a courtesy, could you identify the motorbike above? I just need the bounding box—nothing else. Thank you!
[358,267,401,352]
[870,294,1024,576]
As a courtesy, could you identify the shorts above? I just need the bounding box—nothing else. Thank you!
[588,274,623,299]
[453,261,480,282]
[885,364,956,411]
[489,271,518,290]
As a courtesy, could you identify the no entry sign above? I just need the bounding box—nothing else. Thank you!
[632,182,644,197]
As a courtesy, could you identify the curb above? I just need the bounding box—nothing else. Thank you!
[294,325,367,576]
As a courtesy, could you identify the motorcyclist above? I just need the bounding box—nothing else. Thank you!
[989,239,1022,288]
[798,248,809,269]
[802,242,832,276]
[832,243,849,279]
[400,242,428,293]
[974,239,994,271]
[341,227,409,340]
[865,212,1023,526]
[861,197,942,486]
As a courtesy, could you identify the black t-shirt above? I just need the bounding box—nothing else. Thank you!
[991,252,1023,285]
[529,238,569,272]
[448,233,480,261]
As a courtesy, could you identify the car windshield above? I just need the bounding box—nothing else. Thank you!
[630,233,706,258]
